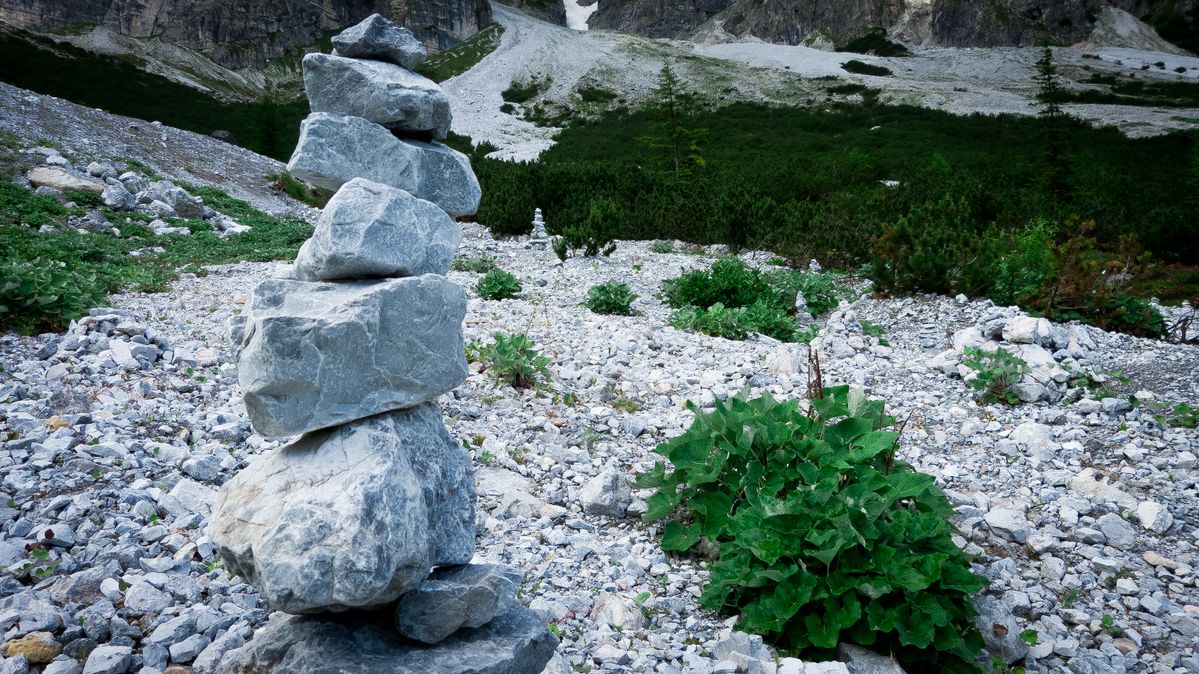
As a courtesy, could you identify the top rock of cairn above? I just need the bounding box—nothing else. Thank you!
[332,14,428,70]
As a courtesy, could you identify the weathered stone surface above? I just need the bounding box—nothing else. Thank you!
[332,14,427,69]
[214,606,558,674]
[27,166,104,193]
[294,178,461,282]
[394,564,520,644]
[303,53,450,138]
[287,113,480,217]
[210,404,476,613]
[235,275,468,437]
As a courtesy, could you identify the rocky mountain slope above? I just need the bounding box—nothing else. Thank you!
[0,0,491,67]
[590,0,1195,51]
[0,0,491,101]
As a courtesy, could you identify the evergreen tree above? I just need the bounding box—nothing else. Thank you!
[1033,47,1071,201]
[639,63,708,181]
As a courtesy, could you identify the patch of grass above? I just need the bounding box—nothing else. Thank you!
[267,171,331,208]
[451,253,499,273]
[1067,74,1199,108]
[503,75,552,104]
[578,86,619,105]
[0,179,311,332]
[841,60,893,77]
[415,24,505,83]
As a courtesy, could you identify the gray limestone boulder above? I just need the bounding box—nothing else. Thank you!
[287,113,480,217]
[214,607,558,674]
[294,178,461,282]
[209,404,477,614]
[303,53,450,139]
[395,564,521,644]
[332,14,427,70]
[235,275,468,437]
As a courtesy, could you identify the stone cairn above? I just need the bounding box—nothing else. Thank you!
[209,15,558,673]
[529,208,549,248]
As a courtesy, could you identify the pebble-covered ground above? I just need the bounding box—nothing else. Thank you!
[0,222,1196,674]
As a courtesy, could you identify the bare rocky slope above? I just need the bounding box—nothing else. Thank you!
[590,0,1195,51]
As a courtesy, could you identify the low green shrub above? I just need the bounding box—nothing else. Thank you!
[650,240,674,254]
[765,269,857,317]
[636,388,988,671]
[584,281,637,315]
[414,24,505,83]
[502,75,552,104]
[476,269,522,300]
[837,30,912,57]
[663,257,772,311]
[842,60,893,77]
[962,347,1029,405]
[452,254,499,273]
[557,197,620,258]
[471,332,550,389]
[0,258,103,333]
[671,301,811,343]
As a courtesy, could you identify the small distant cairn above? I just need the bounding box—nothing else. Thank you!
[211,14,557,674]
[529,207,549,248]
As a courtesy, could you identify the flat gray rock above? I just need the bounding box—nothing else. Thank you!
[215,606,558,674]
[395,564,521,644]
[303,53,450,138]
[235,275,468,437]
[294,178,461,282]
[332,14,427,70]
[209,404,476,614]
[287,113,481,217]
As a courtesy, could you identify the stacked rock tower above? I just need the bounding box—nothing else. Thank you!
[210,15,558,673]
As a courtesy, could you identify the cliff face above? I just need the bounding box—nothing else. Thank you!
[588,0,1182,49]
[0,0,492,68]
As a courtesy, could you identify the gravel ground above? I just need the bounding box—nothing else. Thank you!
[1,219,1196,673]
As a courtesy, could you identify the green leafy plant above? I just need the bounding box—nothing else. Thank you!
[962,347,1029,405]
[860,320,886,337]
[476,269,522,300]
[474,332,550,389]
[0,258,103,333]
[584,281,638,315]
[452,254,499,273]
[650,240,674,254]
[636,387,988,671]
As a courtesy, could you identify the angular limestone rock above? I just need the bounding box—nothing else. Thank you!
[209,404,476,613]
[215,607,558,674]
[294,178,461,282]
[303,53,450,138]
[395,564,521,644]
[332,14,427,70]
[236,275,468,437]
[27,166,104,193]
[287,113,480,217]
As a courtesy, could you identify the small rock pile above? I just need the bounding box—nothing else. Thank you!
[208,15,556,673]
[929,311,1102,403]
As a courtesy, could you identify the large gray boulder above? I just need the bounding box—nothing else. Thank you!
[294,178,461,282]
[236,275,468,437]
[303,53,450,139]
[215,607,558,674]
[287,113,481,217]
[332,14,427,70]
[395,564,521,644]
[209,404,476,614]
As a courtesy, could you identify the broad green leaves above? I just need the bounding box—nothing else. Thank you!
[637,389,988,672]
